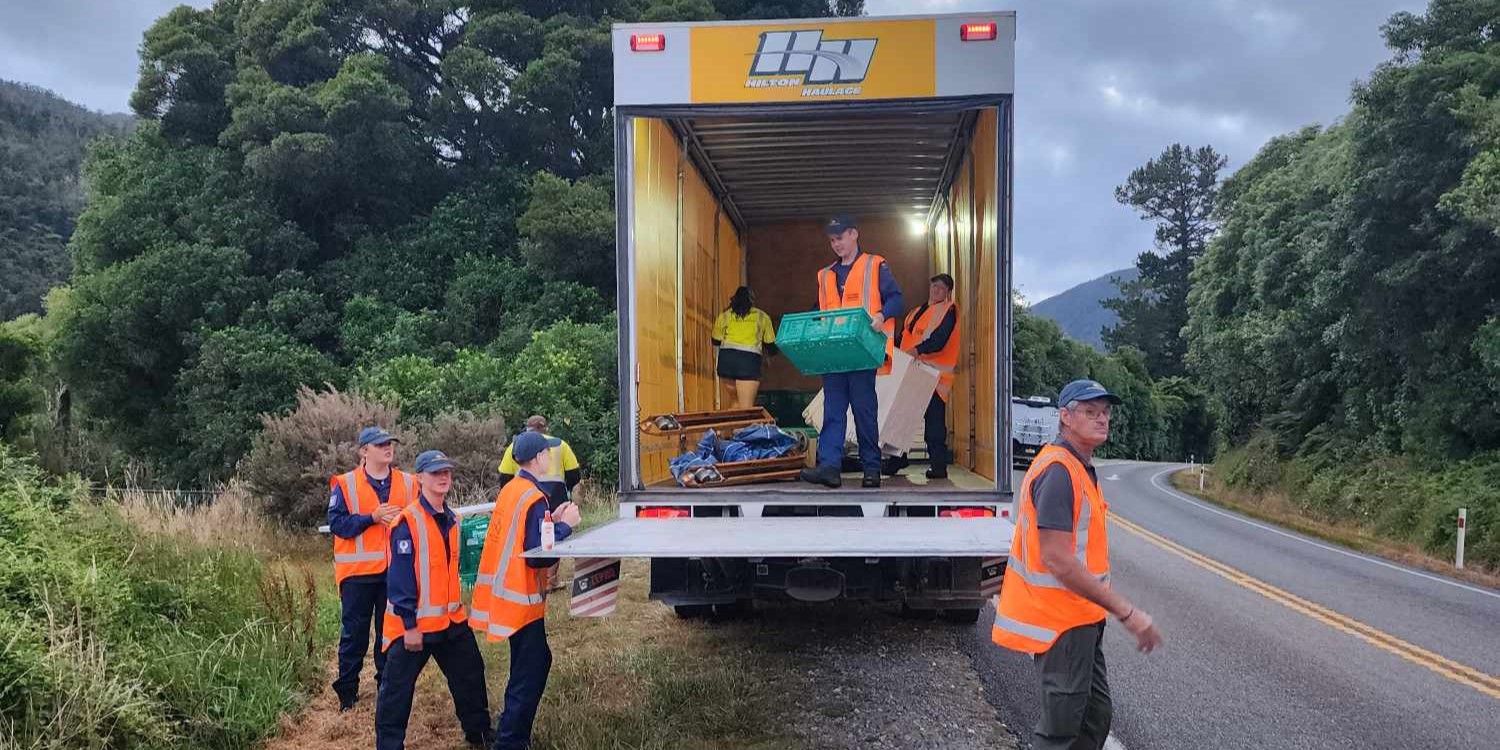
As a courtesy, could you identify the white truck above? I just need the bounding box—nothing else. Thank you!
[1011,395,1059,468]
[534,11,1020,621]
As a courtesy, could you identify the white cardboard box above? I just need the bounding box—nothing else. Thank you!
[802,349,940,457]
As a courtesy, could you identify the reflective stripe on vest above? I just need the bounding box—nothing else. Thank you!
[992,446,1112,653]
[333,471,383,563]
[902,300,960,400]
[481,488,548,606]
[819,253,894,374]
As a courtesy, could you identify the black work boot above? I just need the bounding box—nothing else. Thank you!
[882,455,909,477]
[799,465,842,488]
[337,692,358,713]
[925,468,948,480]
[862,471,881,488]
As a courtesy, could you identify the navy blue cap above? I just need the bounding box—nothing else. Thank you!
[358,426,398,447]
[511,431,562,463]
[413,450,455,474]
[824,214,858,235]
[1058,379,1122,407]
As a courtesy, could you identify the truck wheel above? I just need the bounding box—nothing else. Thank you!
[712,599,755,620]
[899,603,936,620]
[673,604,713,619]
[940,607,982,624]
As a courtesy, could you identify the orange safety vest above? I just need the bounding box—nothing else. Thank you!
[469,478,550,641]
[900,300,960,402]
[992,444,1112,653]
[817,252,896,376]
[330,468,417,585]
[380,500,466,650]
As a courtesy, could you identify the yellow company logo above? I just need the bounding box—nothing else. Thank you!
[745,30,877,97]
[690,20,936,103]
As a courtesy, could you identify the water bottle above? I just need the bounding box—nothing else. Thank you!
[541,510,555,551]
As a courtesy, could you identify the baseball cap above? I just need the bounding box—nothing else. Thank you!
[824,214,858,235]
[1058,379,1122,407]
[358,426,398,447]
[413,450,455,474]
[511,431,562,463]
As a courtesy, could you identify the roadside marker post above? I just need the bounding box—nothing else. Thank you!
[1456,508,1467,570]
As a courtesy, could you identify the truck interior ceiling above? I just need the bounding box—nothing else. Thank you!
[627,103,1004,496]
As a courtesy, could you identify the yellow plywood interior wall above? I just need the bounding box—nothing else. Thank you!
[934,108,999,481]
[632,118,743,486]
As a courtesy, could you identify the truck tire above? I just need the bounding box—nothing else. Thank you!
[940,607,982,624]
[713,598,754,620]
[673,604,713,619]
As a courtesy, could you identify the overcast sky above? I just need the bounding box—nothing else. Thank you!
[0,0,1427,300]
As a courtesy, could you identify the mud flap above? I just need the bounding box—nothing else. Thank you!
[570,557,622,617]
[980,556,1005,600]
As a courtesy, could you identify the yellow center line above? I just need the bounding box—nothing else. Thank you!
[1110,513,1500,701]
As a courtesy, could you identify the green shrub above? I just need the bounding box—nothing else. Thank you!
[1214,441,1500,570]
[0,444,333,749]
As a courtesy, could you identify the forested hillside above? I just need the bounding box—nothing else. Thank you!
[0,80,130,319]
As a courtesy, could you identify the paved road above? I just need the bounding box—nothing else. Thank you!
[963,460,1500,750]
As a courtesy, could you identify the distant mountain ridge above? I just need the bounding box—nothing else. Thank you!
[0,79,132,319]
[1030,267,1138,350]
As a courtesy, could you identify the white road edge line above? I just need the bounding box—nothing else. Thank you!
[1145,466,1500,601]
[1103,734,1127,750]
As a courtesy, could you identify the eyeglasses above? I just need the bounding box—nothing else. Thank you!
[1070,406,1112,421]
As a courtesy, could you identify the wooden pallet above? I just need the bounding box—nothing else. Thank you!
[639,408,776,437]
[678,453,806,487]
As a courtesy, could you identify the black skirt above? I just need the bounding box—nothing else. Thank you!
[717,348,763,381]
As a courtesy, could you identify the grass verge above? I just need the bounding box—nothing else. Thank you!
[1170,469,1500,590]
[0,445,340,750]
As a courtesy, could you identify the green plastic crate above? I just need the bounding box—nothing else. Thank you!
[777,308,887,375]
[458,514,491,592]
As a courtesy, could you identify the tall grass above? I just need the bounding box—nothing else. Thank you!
[0,445,338,750]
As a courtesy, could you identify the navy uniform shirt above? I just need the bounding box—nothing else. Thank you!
[387,495,459,642]
[896,302,958,354]
[327,468,394,586]
[519,469,574,569]
[825,250,905,322]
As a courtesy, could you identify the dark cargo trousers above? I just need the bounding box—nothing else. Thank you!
[1032,620,1111,750]
[375,624,491,750]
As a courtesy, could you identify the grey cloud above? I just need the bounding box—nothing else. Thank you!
[869,0,1426,300]
[0,0,1429,300]
[0,0,205,113]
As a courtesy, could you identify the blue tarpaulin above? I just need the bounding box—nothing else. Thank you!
[669,425,799,485]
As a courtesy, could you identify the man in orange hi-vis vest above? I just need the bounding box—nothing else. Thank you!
[375,450,491,750]
[471,431,582,750]
[993,379,1163,750]
[896,273,960,480]
[327,426,415,712]
[799,214,904,490]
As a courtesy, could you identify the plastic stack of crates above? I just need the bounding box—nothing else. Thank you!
[458,513,490,597]
[776,307,887,375]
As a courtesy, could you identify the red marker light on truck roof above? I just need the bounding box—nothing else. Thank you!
[630,33,666,52]
[960,23,997,41]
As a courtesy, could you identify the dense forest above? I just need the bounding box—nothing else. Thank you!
[0,80,130,320]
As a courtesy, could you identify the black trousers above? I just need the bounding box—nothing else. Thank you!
[495,619,553,750]
[375,624,491,750]
[1032,620,1111,750]
[924,394,948,474]
[333,577,386,701]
